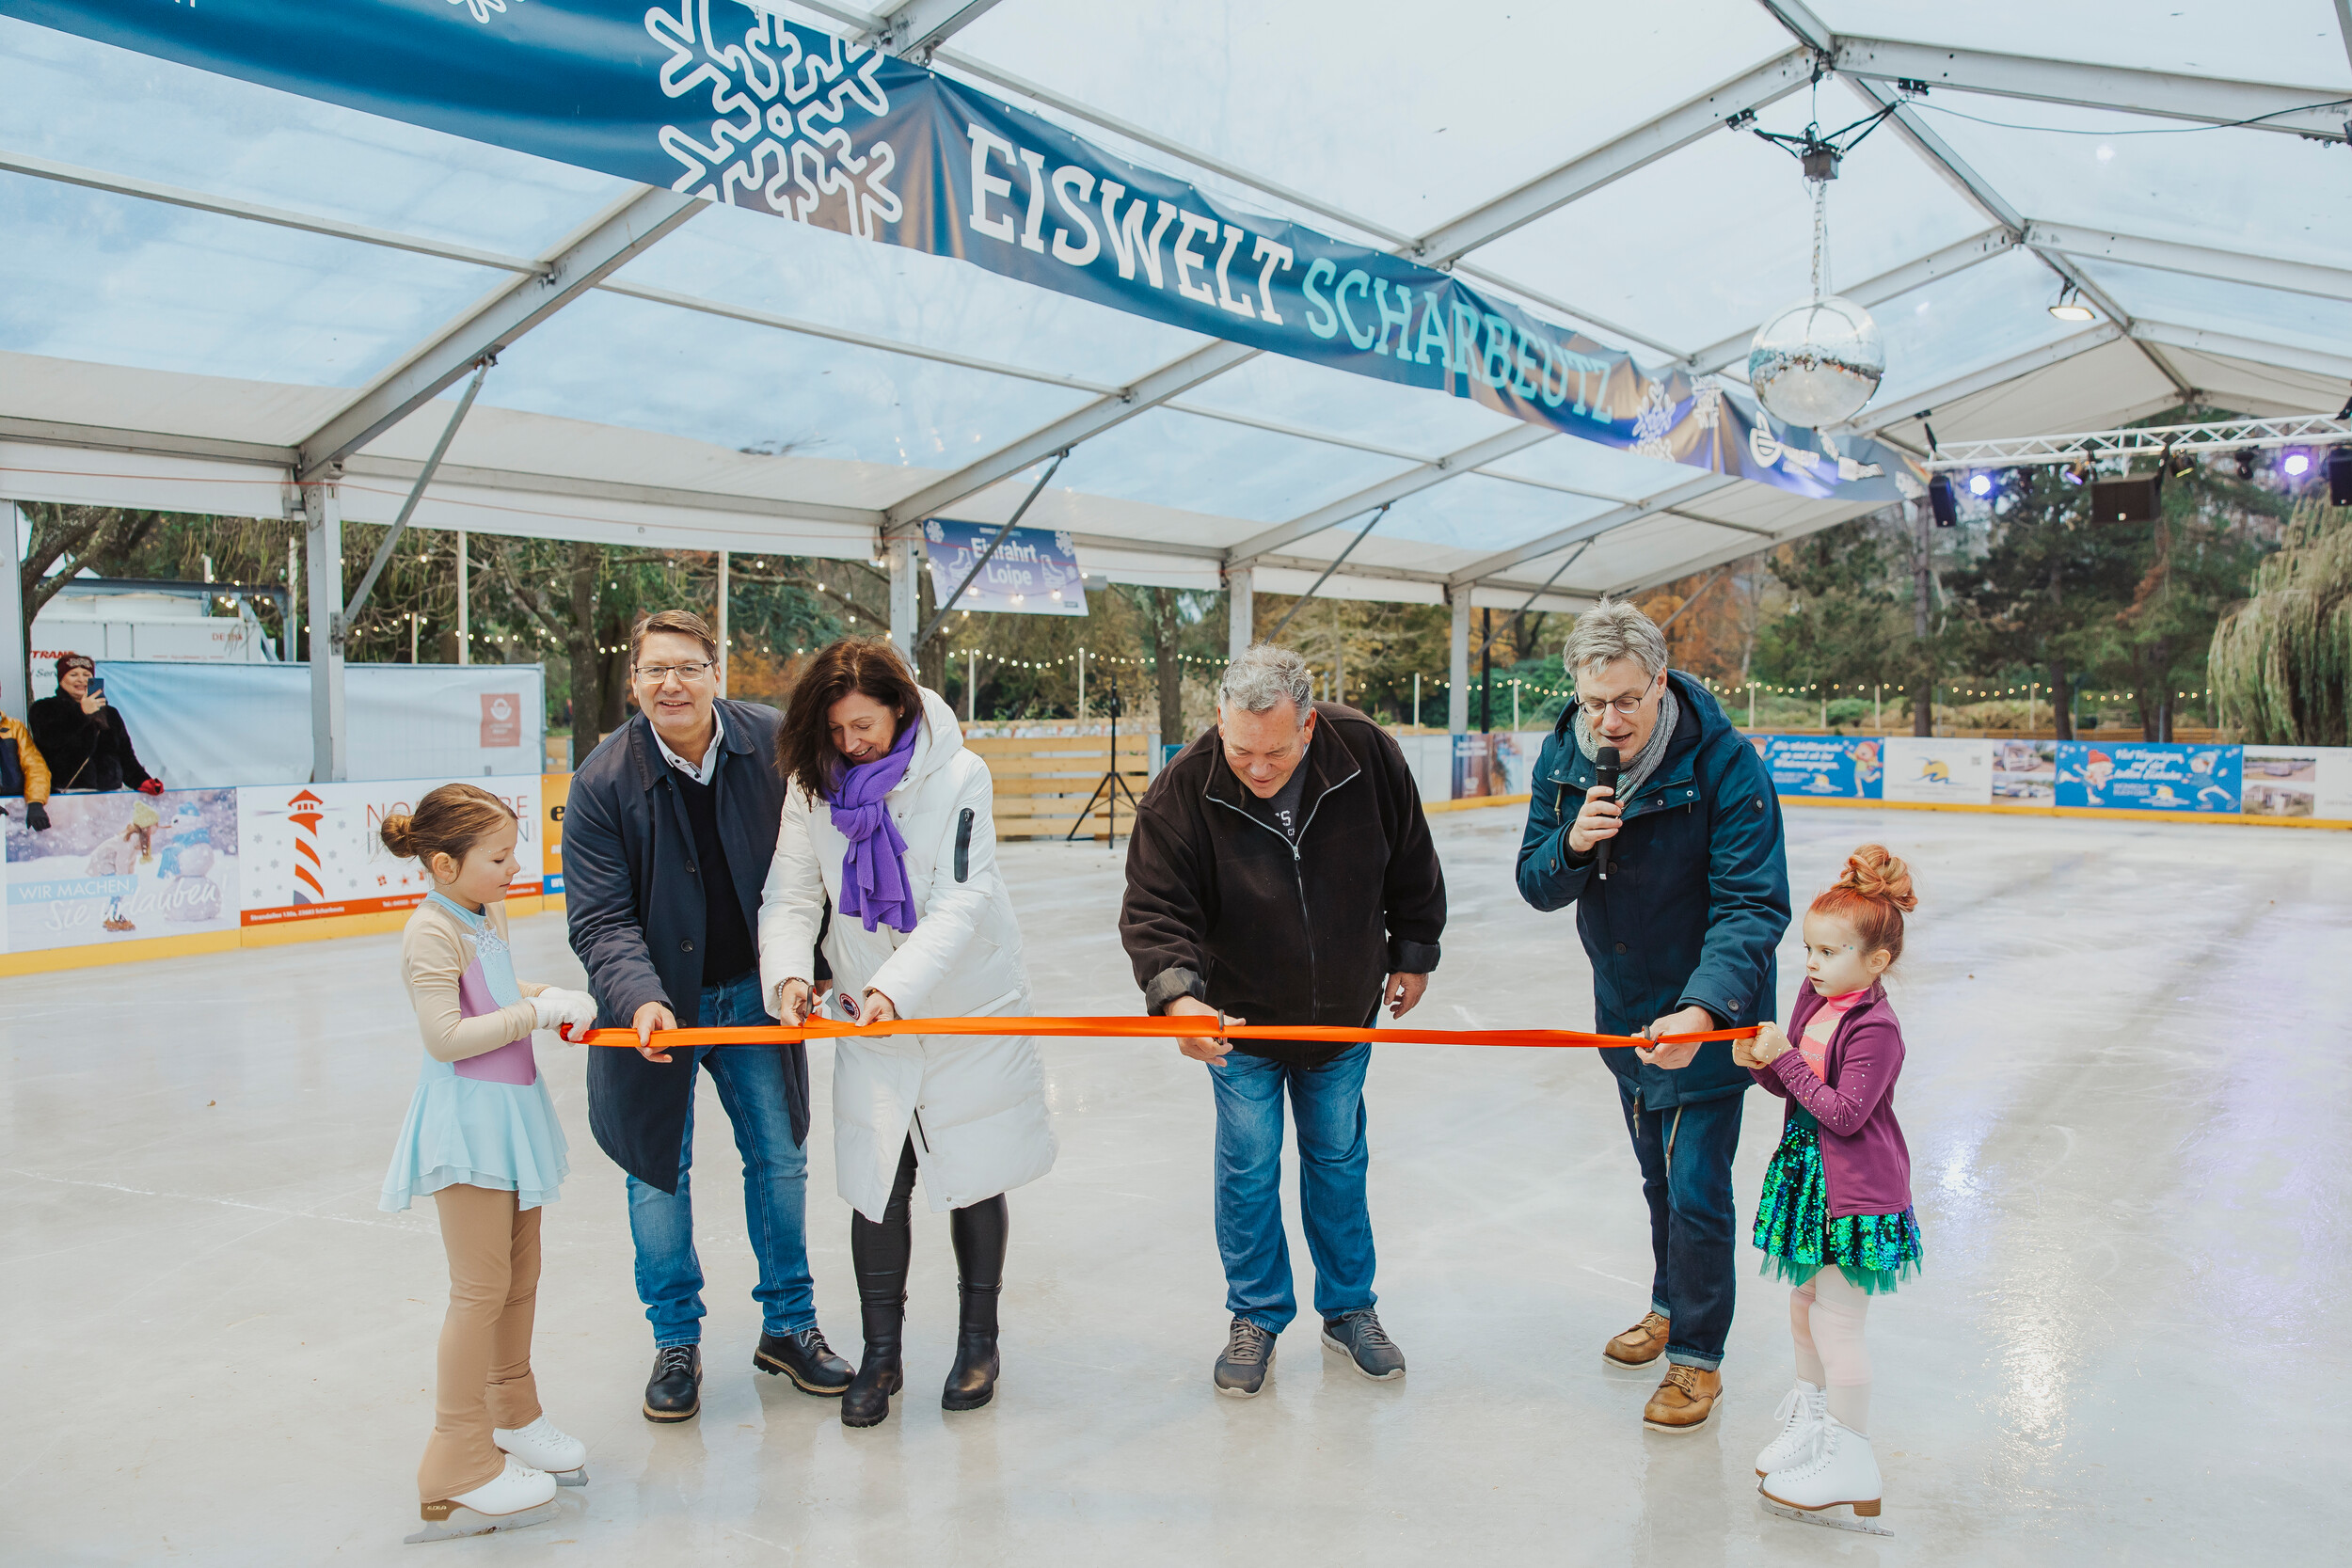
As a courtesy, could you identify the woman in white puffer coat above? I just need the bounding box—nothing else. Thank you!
[758,637,1053,1429]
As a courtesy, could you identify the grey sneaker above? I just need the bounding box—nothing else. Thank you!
[1321,1307,1406,1381]
[1214,1317,1276,1398]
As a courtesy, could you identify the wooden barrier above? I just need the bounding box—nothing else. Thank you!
[969,734,1156,841]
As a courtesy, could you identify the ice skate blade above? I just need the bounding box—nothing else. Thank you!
[404,1499,558,1544]
[552,1465,588,1487]
[1758,1496,1892,1537]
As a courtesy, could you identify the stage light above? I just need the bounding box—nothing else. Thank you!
[2048,283,2098,323]
[2283,451,2312,477]
[2234,447,2258,481]
[1967,472,1994,497]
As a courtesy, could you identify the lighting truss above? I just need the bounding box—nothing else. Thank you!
[1919,414,2352,470]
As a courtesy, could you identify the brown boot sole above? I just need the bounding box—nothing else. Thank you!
[1642,1404,1716,1433]
[753,1347,850,1397]
[1604,1346,1665,1368]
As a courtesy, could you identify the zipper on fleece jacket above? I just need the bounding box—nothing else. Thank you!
[1206,760,1359,1022]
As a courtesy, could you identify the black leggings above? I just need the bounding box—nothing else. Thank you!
[850,1136,1007,1297]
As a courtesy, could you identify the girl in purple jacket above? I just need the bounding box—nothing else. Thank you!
[1733,844,1923,1536]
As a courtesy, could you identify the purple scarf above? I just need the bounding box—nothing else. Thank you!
[828,719,920,933]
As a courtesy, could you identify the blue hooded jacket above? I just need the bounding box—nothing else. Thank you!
[1516,671,1791,1108]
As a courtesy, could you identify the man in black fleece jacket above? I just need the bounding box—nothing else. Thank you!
[1120,643,1445,1398]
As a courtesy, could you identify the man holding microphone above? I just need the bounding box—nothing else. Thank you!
[1517,601,1789,1433]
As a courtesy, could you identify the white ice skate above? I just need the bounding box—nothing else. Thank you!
[405,1456,559,1544]
[495,1415,589,1485]
[1754,1380,1827,1476]
[1758,1418,1891,1536]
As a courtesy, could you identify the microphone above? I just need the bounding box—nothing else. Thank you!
[1592,745,1621,881]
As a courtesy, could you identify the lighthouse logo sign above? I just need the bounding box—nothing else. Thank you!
[237,776,545,927]
[286,788,326,905]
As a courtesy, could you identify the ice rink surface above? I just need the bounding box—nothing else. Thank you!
[1,803,2344,1565]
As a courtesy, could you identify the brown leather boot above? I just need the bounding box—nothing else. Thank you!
[1603,1310,1671,1368]
[1643,1364,1722,1433]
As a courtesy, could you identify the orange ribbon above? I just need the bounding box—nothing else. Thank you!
[563,1016,1759,1052]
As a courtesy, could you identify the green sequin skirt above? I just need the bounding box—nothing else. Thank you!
[1753,1108,1922,1296]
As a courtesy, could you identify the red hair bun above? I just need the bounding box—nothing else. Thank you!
[1811,843,1918,963]
[1835,844,1916,911]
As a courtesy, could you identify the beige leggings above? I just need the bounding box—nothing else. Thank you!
[420,1184,544,1503]
[1789,1265,1872,1436]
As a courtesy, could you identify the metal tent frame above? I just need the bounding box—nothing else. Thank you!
[1,0,2345,776]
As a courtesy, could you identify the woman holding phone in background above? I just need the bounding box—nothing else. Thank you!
[31,655,160,794]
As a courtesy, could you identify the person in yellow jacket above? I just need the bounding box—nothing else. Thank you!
[0,712,52,831]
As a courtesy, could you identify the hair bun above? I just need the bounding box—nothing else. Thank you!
[379,813,418,858]
[1837,844,1916,911]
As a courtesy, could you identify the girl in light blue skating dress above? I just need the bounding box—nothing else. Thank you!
[380,889,573,1213]
[379,784,598,1544]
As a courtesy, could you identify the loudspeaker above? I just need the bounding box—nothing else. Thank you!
[2328,447,2352,506]
[1927,474,1957,527]
[2090,475,2162,523]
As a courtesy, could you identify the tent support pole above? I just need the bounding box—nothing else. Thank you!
[342,357,489,632]
[0,503,25,721]
[886,535,922,663]
[456,530,469,665]
[1447,591,1471,734]
[1266,503,1389,642]
[306,482,346,783]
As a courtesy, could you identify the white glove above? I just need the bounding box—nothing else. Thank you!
[531,988,599,1033]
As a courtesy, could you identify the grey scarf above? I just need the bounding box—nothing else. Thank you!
[1574,681,1679,805]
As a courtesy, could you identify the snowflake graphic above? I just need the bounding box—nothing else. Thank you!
[448,0,514,22]
[1630,379,1678,462]
[644,2,905,240]
[925,519,946,543]
[1690,377,1725,432]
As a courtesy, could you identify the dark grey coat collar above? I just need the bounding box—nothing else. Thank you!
[623,701,763,794]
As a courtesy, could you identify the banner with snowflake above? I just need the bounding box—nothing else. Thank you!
[922,520,1087,618]
[12,0,1915,504]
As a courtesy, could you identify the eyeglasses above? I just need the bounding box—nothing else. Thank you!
[1574,692,1651,721]
[634,660,714,684]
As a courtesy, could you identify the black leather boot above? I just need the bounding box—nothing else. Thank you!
[943,1195,1007,1411]
[839,1289,904,1428]
[643,1344,702,1423]
[841,1144,916,1429]
[754,1326,852,1396]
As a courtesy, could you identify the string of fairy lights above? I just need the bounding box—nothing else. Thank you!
[871,656,2211,710]
[353,549,2210,714]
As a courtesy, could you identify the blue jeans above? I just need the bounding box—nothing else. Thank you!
[1208,1043,1377,1333]
[1619,1084,1745,1370]
[626,972,815,1347]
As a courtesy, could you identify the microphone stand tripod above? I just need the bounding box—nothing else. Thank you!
[1065,671,1143,845]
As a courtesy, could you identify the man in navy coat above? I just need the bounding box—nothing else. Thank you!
[1517,599,1789,1433]
[564,610,851,1422]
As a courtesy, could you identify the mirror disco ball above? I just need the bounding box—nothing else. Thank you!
[1748,294,1884,428]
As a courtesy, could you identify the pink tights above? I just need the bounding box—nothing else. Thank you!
[1788,1267,1871,1435]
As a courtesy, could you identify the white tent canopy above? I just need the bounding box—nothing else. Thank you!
[2,0,2346,768]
